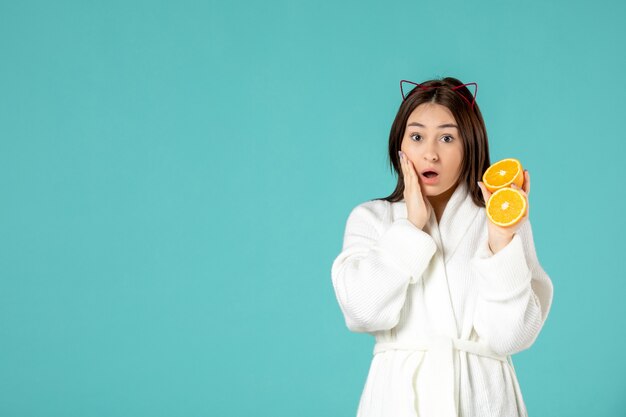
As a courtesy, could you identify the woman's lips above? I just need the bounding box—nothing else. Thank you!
[420,172,440,184]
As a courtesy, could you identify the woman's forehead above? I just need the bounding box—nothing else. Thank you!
[407,103,457,127]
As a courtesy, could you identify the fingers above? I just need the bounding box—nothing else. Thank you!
[399,151,410,185]
[399,151,408,174]
[400,152,414,177]
[512,170,530,194]
[399,151,413,195]
[406,157,417,180]
[510,182,530,218]
[477,181,491,202]
[400,151,430,226]
[399,151,420,188]
[510,182,528,199]
[406,157,425,197]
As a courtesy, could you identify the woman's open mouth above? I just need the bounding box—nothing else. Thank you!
[421,170,440,184]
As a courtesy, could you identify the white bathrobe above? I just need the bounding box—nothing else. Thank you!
[330,181,554,417]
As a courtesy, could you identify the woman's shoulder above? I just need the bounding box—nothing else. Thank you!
[343,198,392,231]
[335,199,389,241]
[348,198,390,218]
[348,196,410,221]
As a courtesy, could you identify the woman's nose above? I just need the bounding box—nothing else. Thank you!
[423,144,438,161]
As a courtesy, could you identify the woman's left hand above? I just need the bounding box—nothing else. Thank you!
[477,170,530,254]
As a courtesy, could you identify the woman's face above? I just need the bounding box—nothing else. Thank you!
[400,102,464,197]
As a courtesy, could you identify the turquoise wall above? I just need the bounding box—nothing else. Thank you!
[1,0,624,415]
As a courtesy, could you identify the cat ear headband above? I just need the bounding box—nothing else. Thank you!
[400,79,478,109]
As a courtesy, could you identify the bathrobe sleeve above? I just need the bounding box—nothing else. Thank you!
[331,201,438,333]
[470,219,554,356]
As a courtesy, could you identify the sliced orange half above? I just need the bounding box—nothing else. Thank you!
[486,188,527,227]
[482,158,524,193]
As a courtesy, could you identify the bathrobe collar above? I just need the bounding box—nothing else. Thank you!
[392,181,481,264]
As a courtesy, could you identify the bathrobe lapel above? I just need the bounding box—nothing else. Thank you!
[392,182,480,339]
[387,183,486,416]
[426,181,481,265]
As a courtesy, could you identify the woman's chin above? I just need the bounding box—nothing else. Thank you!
[422,182,455,197]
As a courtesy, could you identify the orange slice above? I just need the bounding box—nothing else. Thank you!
[482,158,524,193]
[486,188,527,227]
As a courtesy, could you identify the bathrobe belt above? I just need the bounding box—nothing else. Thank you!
[374,335,518,417]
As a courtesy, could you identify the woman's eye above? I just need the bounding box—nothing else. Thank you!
[442,135,454,143]
[410,134,454,142]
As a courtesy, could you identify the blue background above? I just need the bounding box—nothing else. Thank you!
[1,0,624,416]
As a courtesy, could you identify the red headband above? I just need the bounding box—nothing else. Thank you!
[400,79,478,109]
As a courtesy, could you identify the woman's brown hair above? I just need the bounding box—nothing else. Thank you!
[374,76,491,208]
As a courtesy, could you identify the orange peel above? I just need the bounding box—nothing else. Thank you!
[482,158,524,193]
[486,187,527,227]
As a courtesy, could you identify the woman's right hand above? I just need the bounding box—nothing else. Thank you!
[399,150,432,229]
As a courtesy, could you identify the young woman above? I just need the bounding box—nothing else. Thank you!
[330,77,554,417]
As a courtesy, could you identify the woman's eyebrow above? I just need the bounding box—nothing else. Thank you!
[407,122,458,129]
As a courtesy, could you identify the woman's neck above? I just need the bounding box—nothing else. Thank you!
[427,183,458,224]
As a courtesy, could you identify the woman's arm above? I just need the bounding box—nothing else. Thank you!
[470,219,554,356]
[331,201,438,333]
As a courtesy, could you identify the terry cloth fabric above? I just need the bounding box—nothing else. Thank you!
[330,181,554,417]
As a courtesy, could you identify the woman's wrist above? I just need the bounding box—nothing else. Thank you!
[488,231,514,254]
[408,216,426,230]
